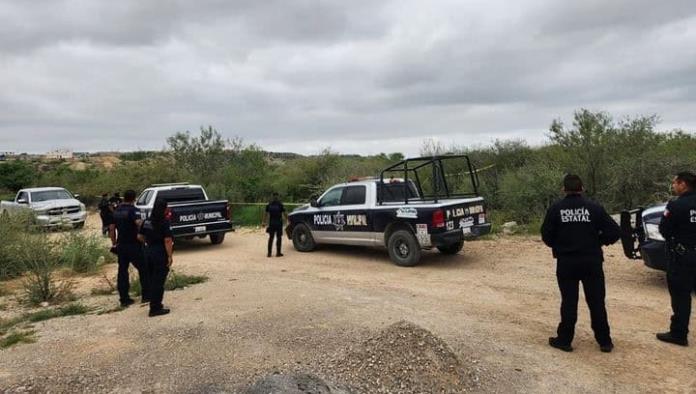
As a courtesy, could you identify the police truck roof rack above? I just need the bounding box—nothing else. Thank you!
[150,182,191,187]
[378,155,480,205]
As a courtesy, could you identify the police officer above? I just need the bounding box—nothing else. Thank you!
[98,193,111,236]
[263,192,287,258]
[138,198,173,317]
[541,174,621,352]
[109,192,122,208]
[657,171,696,346]
[109,190,150,307]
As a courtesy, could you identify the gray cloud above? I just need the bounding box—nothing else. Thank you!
[0,0,695,156]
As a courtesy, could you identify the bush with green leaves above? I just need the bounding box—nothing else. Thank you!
[58,232,114,273]
[18,236,74,305]
[0,211,42,280]
[130,271,208,296]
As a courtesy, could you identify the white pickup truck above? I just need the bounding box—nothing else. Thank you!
[0,187,87,228]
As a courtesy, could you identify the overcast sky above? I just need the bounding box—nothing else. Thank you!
[1,0,695,156]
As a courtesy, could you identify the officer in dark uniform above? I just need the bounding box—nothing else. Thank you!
[541,174,621,352]
[657,171,696,346]
[263,192,287,258]
[109,192,122,208]
[98,193,111,236]
[138,198,173,317]
[109,190,150,307]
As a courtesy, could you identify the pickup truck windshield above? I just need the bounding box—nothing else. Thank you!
[31,190,72,202]
[157,188,206,203]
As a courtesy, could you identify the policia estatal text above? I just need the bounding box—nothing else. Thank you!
[109,190,150,307]
[541,174,621,353]
[657,171,696,346]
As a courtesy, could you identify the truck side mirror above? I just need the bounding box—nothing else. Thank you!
[73,194,80,199]
[310,197,319,208]
[17,198,28,204]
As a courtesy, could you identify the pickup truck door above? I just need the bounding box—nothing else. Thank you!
[312,185,374,245]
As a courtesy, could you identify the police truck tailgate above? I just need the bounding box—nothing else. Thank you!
[167,200,233,237]
[435,198,490,238]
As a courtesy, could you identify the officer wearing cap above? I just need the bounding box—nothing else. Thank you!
[109,189,150,307]
[657,171,696,346]
[541,174,621,353]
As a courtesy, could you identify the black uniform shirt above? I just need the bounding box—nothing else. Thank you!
[266,200,285,227]
[113,204,141,245]
[139,219,173,247]
[659,191,696,247]
[98,198,110,215]
[541,194,621,260]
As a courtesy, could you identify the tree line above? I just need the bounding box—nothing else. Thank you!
[1,109,695,226]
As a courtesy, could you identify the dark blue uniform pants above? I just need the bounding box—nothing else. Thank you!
[667,251,696,339]
[146,246,169,312]
[556,258,612,346]
[117,244,149,303]
[267,225,282,255]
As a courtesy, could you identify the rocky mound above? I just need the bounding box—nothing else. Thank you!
[319,320,480,393]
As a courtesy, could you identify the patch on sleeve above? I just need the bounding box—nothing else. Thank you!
[664,209,671,217]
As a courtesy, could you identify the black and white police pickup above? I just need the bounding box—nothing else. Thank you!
[286,155,492,266]
[135,183,233,244]
[621,204,668,271]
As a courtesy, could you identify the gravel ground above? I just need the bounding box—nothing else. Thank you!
[0,215,694,393]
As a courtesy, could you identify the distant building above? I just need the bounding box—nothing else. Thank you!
[44,149,73,160]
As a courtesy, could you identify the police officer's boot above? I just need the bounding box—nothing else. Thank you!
[656,332,688,346]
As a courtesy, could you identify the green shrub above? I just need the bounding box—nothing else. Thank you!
[58,232,114,273]
[19,236,74,306]
[0,211,40,280]
[165,271,208,290]
[0,330,36,349]
[130,271,208,296]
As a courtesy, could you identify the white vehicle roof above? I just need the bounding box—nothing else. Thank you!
[331,178,411,188]
[21,187,69,193]
[146,184,204,191]
[643,204,667,217]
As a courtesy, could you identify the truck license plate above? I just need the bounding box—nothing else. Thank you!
[462,227,472,235]
[194,226,206,233]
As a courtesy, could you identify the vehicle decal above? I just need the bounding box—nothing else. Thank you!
[179,211,223,222]
[446,205,484,219]
[460,217,474,228]
[446,221,454,230]
[416,223,431,246]
[396,207,418,219]
[347,214,368,226]
[314,211,348,231]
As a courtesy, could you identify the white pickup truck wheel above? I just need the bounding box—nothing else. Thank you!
[387,229,421,267]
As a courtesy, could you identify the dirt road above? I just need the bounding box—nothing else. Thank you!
[1,217,694,393]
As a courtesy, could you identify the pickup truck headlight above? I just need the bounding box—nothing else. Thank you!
[644,223,665,242]
[79,203,86,211]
